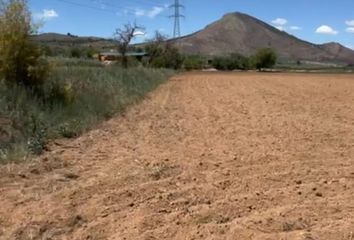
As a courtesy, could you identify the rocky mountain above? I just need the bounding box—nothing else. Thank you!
[319,42,354,64]
[172,12,354,64]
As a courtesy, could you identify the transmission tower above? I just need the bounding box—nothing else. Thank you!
[169,0,184,38]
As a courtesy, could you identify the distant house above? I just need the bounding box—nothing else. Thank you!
[98,51,148,62]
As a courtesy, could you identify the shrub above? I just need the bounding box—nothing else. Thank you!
[145,32,184,70]
[58,119,82,138]
[183,55,205,70]
[0,0,48,88]
[70,47,82,58]
[144,31,167,66]
[252,48,277,70]
[212,57,232,70]
[212,54,250,71]
[230,53,251,70]
[151,46,184,69]
[27,115,47,155]
[85,48,96,59]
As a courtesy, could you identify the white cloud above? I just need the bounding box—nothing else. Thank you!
[147,6,164,18]
[345,20,354,26]
[275,26,285,31]
[134,6,165,18]
[272,18,288,26]
[289,26,302,30]
[345,45,354,50]
[271,19,301,32]
[346,27,354,33]
[134,9,145,17]
[34,9,58,20]
[315,25,338,35]
[133,30,145,36]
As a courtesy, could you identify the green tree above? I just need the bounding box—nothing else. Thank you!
[151,45,184,69]
[144,31,185,70]
[0,0,48,88]
[212,54,250,71]
[252,48,277,71]
[144,31,167,66]
[212,57,232,70]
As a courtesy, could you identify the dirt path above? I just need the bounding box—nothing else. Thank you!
[1,72,354,240]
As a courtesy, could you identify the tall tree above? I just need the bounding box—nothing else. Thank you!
[145,31,168,65]
[253,48,277,71]
[0,0,46,88]
[114,22,145,68]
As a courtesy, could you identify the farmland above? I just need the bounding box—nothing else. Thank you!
[0,72,353,239]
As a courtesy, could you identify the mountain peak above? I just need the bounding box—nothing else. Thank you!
[322,42,342,47]
[319,42,354,62]
[222,12,255,20]
[172,12,354,64]
[223,12,246,17]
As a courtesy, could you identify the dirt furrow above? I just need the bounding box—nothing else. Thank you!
[0,72,353,240]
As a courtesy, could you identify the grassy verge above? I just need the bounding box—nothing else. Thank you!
[0,58,173,163]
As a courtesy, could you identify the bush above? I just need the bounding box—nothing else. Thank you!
[70,48,82,58]
[212,53,250,71]
[212,57,233,70]
[144,35,184,70]
[86,48,96,59]
[27,115,47,155]
[150,46,184,69]
[183,55,205,70]
[0,0,49,88]
[230,53,251,70]
[252,48,277,70]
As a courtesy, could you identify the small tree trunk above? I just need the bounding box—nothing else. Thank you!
[122,55,128,68]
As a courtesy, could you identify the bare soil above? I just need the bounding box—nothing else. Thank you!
[1,72,354,240]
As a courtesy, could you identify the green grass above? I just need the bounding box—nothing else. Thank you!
[0,58,173,163]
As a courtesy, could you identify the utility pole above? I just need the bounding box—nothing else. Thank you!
[169,0,184,38]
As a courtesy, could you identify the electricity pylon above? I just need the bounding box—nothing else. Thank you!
[169,0,184,38]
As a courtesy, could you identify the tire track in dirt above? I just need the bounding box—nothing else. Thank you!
[0,72,354,240]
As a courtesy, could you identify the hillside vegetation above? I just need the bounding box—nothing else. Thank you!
[0,0,173,163]
[0,58,172,162]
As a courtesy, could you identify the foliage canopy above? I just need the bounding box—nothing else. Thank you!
[0,0,48,88]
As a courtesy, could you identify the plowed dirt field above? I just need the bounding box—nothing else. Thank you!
[1,72,354,240]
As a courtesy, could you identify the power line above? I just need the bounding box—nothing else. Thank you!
[91,0,166,9]
[54,0,168,18]
[53,0,138,16]
[169,0,184,38]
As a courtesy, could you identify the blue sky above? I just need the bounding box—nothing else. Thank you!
[29,0,354,48]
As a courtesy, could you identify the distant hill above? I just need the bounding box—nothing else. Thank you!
[31,14,354,65]
[31,33,116,55]
[171,12,354,64]
[318,42,354,64]
[32,33,110,44]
